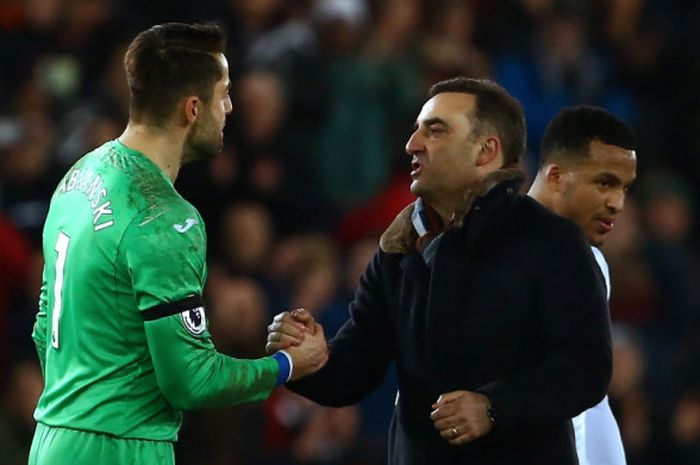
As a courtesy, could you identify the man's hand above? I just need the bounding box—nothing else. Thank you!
[430,390,493,445]
[286,322,329,380]
[266,309,316,354]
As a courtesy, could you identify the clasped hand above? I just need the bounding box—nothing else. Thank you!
[266,309,493,445]
[266,309,329,381]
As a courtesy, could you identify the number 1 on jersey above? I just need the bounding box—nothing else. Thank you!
[52,232,71,349]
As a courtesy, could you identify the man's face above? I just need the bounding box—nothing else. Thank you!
[405,92,485,206]
[185,53,233,162]
[556,140,637,246]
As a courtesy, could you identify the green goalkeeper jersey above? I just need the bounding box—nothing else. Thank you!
[32,140,280,442]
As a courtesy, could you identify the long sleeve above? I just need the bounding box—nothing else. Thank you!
[478,221,612,434]
[32,266,49,375]
[287,250,394,406]
[144,313,279,410]
[122,207,281,411]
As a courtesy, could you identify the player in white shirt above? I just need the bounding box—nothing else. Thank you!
[528,105,637,465]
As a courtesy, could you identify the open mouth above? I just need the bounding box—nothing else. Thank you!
[410,160,422,177]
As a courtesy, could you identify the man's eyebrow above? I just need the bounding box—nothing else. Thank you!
[594,172,622,185]
[424,117,448,127]
[414,117,448,130]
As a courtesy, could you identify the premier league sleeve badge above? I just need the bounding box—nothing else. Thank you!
[181,306,207,336]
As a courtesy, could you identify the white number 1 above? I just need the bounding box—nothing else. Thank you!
[52,232,70,349]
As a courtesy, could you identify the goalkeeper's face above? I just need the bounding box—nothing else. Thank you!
[185,53,232,162]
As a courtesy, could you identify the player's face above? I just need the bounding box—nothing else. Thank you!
[557,140,637,246]
[185,53,232,162]
[405,93,485,207]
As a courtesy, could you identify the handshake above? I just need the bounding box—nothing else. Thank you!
[266,309,329,381]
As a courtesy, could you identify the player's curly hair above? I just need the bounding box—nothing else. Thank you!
[124,23,226,126]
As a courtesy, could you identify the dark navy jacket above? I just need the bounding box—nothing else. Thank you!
[289,171,612,465]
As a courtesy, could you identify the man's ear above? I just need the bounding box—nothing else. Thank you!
[475,136,501,166]
[184,96,200,125]
[545,164,565,193]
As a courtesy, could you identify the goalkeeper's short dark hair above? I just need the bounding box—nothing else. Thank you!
[124,23,226,126]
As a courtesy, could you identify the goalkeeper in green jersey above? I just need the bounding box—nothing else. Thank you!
[29,23,328,465]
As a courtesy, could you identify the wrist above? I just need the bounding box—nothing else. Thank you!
[272,350,293,386]
[485,400,498,425]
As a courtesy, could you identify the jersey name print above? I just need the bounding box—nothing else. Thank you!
[56,167,114,231]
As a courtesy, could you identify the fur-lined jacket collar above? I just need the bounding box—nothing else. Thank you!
[379,168,526,254]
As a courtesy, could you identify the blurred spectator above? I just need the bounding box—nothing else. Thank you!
[669,389,700,464]
[219,202,275,276]
[54,41,129,167]
[269,233,340,321]
[291,402,360,465]
[233,69,325,232]
[310,0,421,212]
[207,275,269,357]
[635,173,700,434]
[637,172,700,333]
[419,0,491,84]
[603,197,659,326]
[0,360,43,465]
[495,3,635,165]
[0,218,32,388]
[0,113,57,244]
[334,174,414,245]
[223,0,289,79]
[262,389,360,465]
[608,326,655,464]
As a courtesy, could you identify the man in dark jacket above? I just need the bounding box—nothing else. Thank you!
[267,78,612,464]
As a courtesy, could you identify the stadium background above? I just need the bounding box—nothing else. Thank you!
[0,0,699,463]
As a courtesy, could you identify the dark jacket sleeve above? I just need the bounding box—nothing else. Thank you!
[478,221,612,434]
[287,250,394,406]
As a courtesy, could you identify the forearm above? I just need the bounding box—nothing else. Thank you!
[479,229,612,433]
[478,339,611,432]
[288,319,391,407]
[146,315,280,410]
[286,350,364,407]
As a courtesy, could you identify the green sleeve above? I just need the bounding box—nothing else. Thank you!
[144,315,278,410]
[122,206,279,410]
[32,265,48,375]
[122,209,207,311]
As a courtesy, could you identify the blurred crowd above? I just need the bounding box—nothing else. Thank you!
[0,0,698,464]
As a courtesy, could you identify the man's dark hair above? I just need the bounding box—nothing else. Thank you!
[540,105,636,166]
[124,23,227,126]
[428,78,526,167]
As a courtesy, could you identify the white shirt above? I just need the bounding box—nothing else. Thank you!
[571,247,626,465]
